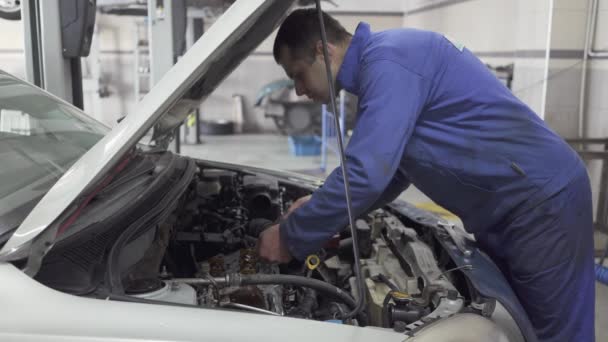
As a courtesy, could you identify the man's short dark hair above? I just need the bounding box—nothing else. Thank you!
[273,9,351,64]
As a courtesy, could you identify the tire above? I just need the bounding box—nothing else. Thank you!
[0,1,21,20]
[199,120,235,135]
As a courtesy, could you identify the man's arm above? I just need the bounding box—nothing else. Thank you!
[280,60,429,260]
[367,169,411,212]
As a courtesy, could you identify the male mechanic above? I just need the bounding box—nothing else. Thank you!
[258,9,595,341]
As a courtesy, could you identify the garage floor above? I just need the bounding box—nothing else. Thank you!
[181,134,607,340]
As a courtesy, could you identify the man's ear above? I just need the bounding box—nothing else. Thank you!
[315,40,334,59]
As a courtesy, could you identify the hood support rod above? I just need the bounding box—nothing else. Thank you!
[314,0,366,321]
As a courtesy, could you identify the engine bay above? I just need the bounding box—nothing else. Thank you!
[33,155,490,333]
[111,162,481,332]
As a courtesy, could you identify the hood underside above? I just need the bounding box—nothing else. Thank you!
[0,0,296,261]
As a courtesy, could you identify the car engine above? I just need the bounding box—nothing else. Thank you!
[115,164,475,332]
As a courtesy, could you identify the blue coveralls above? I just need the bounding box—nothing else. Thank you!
[279,22,595,341]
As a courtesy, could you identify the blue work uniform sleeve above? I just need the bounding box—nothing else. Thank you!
[280,60,428,260]
[367,169,411,212]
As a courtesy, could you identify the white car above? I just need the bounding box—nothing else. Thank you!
[0,1,535,341]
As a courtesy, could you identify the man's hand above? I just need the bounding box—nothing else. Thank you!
[285,195,312,217]
[257,224,292,263]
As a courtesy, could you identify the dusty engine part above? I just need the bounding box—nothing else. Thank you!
[356,219,373,258]
[197,169,237,197]
[288,288,318,318]
[242,176,281,220]
[197,177,221,197]
[226,285,266,309]
[364,277,396,327]
[208,255,225,277]
[239,248,258,275]
[262,285,285,316]
[241,175,280,220]
[385,291,430,328]
[361,239,419,296]
[283,286,298,310]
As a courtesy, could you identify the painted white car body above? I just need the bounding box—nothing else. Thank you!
[0,262,409,341]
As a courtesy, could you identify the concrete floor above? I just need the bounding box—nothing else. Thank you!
[181,134,607,340]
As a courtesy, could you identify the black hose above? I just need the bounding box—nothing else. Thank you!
[172,274,368,325]
[241,274,368,326]
[378,273,400,292]
[339,237,353,249]
[382,291,395,328]
[240,274,356,309]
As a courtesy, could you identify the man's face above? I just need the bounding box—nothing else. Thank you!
[278,46,331,104]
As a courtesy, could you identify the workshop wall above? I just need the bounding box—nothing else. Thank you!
[587,61,608,136]
[0,18,26,78]
[205,3,406,133]
[586,0,608,139]
[403,0,517,60]
[402,0,550,117]
[584,1,608,219]
[81,14,139,127]
[543,0,590,138]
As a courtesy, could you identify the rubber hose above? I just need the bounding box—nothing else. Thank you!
[378,273,400,292]
[596,263,608,285]
[239,274,368,325]
[382,291,395,328]
[241,274,356,308]
[339,237,353,250]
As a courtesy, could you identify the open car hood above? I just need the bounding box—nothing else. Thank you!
[0,0,296,261]
[151,1,294,148]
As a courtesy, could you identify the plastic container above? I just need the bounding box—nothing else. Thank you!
[132,281,197,305]
[288,135,321,156]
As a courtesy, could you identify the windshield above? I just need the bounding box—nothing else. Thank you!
[0,71,109,244]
